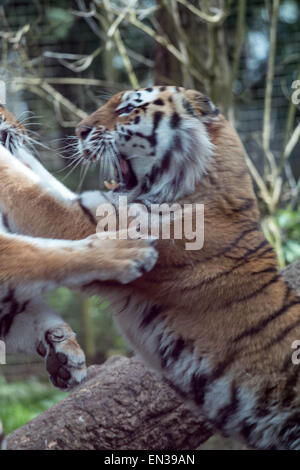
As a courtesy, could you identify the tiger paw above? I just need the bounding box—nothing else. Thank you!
[36,324,87,390]
[109,237,158,284]
[73,236,159,286]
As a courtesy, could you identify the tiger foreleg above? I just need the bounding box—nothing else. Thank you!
[0,233,158,291]
[0,143,107,240]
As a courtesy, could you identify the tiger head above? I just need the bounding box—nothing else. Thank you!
[0,104,26,153]
[76,86,223,203]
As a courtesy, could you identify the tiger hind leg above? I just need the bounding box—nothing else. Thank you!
[4,299,86,390]
[36,322,86,390]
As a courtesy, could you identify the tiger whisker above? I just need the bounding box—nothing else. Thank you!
[62,156,85,181]
[77,160,91,192]
[57,154,82,174]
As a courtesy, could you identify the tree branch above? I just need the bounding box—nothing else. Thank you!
[6,356,213,450]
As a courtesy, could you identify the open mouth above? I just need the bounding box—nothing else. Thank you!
[81,142,137,191]
[103,156,130,191]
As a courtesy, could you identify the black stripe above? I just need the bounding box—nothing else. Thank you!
[191,371,209,406]
[281,367,300,407]
[1,213,11,233]
[0,290,29,337]
[277,412,300,447]
[190,350,237,411]
[140,305,163,329]
[148,165,161,185]
[255,246,275,258]
[141,136,182,193]
[209,351,237,382]
[262,312,300,351]
[135,131,156,147]
[182,258,250,291]
[175,233,273,286]
[185,253,273,292]
[182,98,197,118]
[171,166,185,193]
[159,336,186,368]
[153,111,163,130]
[280,352,294,374]
[224,239,269,261]
[77,197,97,226]
[223,273,280,309]
[233,299,300,344]
[161,149,172,172]
[170,112,181,128]
[215,381,240,430]
[140,176,151,193]
[203,224,259,263]
[250,266,278,276]
[283,283,295,304]
[173,135,183,153]
[224,197,255,215]
[240,420,256,442]
[120,295,132,314]
[170,337,185,361]
[234,198,255,213]
[255,383,276,418]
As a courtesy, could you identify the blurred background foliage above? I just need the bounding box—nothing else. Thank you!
[0,0,299,443]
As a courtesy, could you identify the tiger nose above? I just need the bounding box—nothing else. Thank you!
[76,125,92,141]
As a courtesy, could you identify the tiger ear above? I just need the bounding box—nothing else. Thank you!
[183,90,219,120]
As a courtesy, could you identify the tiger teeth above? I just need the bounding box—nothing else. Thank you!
[104,179,119,190]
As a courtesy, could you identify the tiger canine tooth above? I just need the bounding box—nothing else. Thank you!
[104,180,119,190]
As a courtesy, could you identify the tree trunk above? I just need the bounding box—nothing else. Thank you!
[6,356,213,450]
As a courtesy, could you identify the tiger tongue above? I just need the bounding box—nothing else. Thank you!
[120,158,129,175]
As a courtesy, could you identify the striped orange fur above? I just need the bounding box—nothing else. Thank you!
[1,87,300,449]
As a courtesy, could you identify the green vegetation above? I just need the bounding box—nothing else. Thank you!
[0,375,65,433]
[0,290,130,435]
[277,206,300,265]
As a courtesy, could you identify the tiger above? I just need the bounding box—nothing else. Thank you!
[1,85,300,450]
[0,102,158,394]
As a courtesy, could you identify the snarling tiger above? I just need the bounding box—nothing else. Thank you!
[1,86,300,450]
[0,102,158,394]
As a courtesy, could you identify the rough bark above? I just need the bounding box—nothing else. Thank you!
[6,260,300,450]
[281,259,300,293]
[6,356,213,450]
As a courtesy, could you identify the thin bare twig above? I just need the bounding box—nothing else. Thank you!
[176,0,227,24]
[262,0,280,178]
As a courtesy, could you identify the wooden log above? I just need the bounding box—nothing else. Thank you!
[6,356,213,450]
